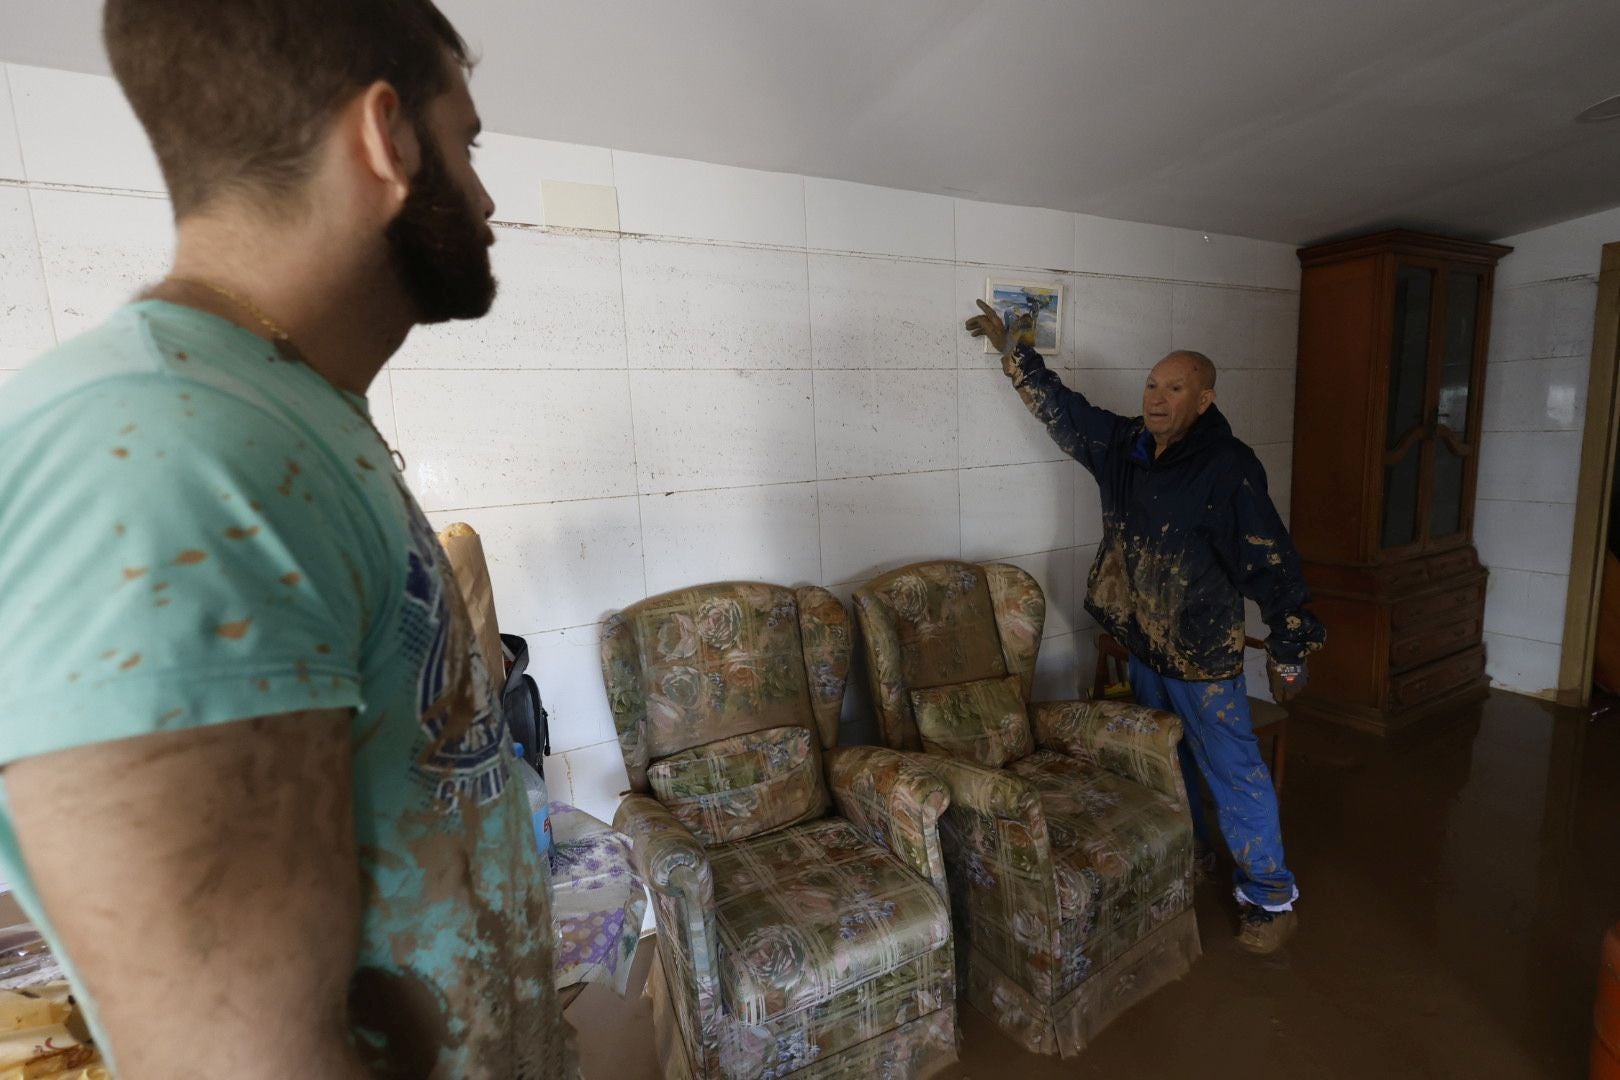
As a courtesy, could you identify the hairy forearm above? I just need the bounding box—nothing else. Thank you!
[5,710,370,1079]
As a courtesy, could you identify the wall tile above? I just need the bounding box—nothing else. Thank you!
[804,178,953,261]
[1474,429,1581,504]
[476,133,613,227]
[1480,355,1586,432]
[393,369,636,512]
[958,369,1071,468]
[1483,631,1562,696]
[556,738,632,826]
[0,68,23,181]
[955,265,1070,369]
[621,239,810,369]
[1253,241,1302,291]
[1245,368,1296,447]
[814,369,956,479]
[30,189,172,340]
[817,471,959,584]
[1169,228,1256,287]
[1070,277,1172,370]
[1473,499,1577,575]
[1069,368,1148,418]
[1032,632,1083,702]
[955,199,1074,271]
[808,254,954,369]
[393,230,626,370]
[959,460,1074,561]
[1001,548,1079,639]
[612,151,805,248]
[0,188,53,367]
[1488,279,1598,364]
[1483,567,1569,645]
[1170,284,1253,367]
[8,65,164,192]
[427,497,644,635]
[632,369,815,492]
[366,368,399,448]
[1073,214,1175,280]
[1071,543,1099,631]
[525,625,617,754]
[1250,290,1301,369]
[541,181,620,232]
[1075,470,1104,546]
[639,482,821,596]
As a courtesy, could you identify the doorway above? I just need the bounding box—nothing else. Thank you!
[1560,242,1620,706]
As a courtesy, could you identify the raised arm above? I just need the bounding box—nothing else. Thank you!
[965,299,1131,474]
[5,709,372,1079]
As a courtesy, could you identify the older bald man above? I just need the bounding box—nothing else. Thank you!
[966,300,1324,954]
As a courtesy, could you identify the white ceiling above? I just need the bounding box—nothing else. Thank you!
[6,0,1620,244]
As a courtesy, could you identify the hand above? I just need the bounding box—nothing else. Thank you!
[965,299,1011,357]
[1267,660,1308,704]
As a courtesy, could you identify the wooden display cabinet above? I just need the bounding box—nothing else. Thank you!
[1291,230,1511,735]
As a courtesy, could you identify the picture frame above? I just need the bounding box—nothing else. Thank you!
[983,278,1064,353]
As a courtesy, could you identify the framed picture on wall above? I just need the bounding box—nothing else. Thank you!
[983,278,1064,353]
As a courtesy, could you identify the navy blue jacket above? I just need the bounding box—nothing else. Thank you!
[1006,344,1324,681]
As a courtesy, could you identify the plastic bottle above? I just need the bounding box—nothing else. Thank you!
[512,741,551,858]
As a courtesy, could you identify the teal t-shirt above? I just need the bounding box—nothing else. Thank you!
[0,301,560,1077]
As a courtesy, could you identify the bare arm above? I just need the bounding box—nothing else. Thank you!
[4,710,371,1079]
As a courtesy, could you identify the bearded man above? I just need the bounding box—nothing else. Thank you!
[0,2,567,1075]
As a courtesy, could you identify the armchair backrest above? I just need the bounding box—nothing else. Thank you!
[600,581,851,791]
[854,560,1046,751]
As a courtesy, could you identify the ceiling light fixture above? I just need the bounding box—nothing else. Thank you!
[1575,93,1620,123]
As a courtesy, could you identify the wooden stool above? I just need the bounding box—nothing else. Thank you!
[1090,633,1289,793]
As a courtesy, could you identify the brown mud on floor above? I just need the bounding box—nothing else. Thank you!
[568,690,1620,1078]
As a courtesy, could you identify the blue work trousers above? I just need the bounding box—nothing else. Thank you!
[1128,656,1298,910]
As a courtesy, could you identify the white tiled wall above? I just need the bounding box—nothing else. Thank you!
[0,61,1303,815]
[1474,211,1613,696]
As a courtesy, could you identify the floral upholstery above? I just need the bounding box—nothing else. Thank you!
[606,581,957,1079]
[1006,752,1193,987]
[712,819,950,1023]
[911,674,1033,768]
[854,560,1200,1057]
[649,725,829,847]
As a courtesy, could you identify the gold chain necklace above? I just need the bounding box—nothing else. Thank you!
[162,275,407,473]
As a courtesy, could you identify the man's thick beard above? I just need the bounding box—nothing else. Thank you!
[385,135,496,324]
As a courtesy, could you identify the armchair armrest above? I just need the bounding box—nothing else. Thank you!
[1031,700,1188,806]
[613,795,722,1048]
[917,755,1062,997]
[824,745,951,899]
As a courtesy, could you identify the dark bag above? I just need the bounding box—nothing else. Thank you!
[500,633,550,777]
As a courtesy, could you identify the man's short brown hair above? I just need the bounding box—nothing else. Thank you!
[104,0,469,217]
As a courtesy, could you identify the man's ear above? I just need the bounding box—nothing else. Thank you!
[1198,387,1216,414]
[354,81,417,215]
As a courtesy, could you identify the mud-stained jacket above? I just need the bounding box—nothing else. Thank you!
[1006,344,1325,681]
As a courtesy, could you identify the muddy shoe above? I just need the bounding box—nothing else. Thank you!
[1236,903,1297,954]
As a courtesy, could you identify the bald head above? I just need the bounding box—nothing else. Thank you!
[1143,350,1218,447]
[1160,349,1217,391]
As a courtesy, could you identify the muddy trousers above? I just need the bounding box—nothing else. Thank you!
[1128,656,1299,910]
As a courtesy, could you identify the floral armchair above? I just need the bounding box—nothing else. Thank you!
[853,560,1200,1057]
[603,581,958,1079]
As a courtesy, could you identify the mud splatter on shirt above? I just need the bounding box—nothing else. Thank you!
[0,301,565,1078]
[1005,344,1324,679]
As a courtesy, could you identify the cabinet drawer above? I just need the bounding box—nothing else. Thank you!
[1390,609,1484,673]
[1391,645,1485,709]
[1390,579,1485,632]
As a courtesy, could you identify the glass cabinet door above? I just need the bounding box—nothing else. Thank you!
[1428,271,1481,541]
[1380,265,1434,550]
